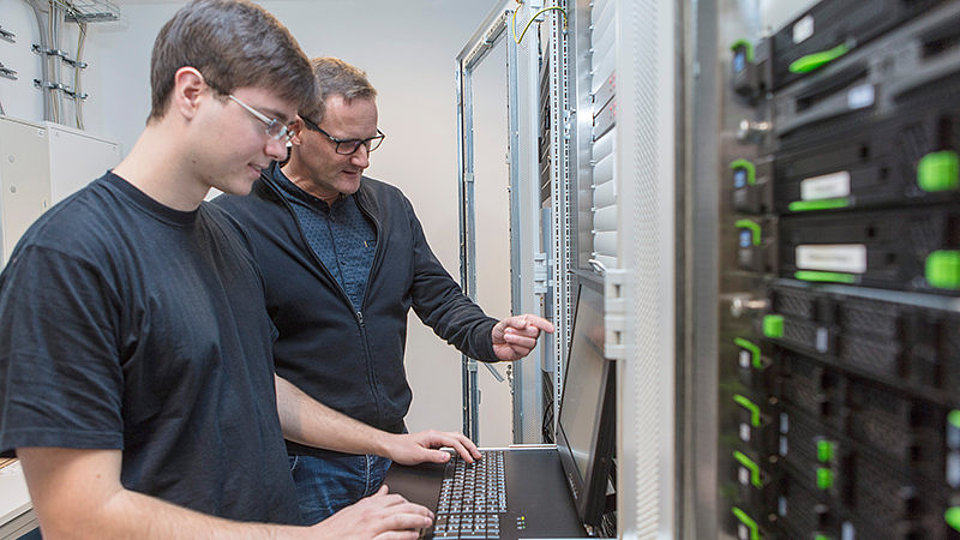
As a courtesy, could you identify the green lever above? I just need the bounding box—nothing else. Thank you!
[735,219,762,246]
[731,39,755,63]
[734,394,761,428]
[795,270,857,284]
[734,451,763,488]
[732,506,760,540]
[789,43,850,74]
[731,159,757,187]
[734,338,763,369]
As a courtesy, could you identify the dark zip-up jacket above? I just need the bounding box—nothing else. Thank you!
[213,168,498,457]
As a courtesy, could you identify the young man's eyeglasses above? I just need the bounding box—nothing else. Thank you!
[228,94,296,143]
[300,115,386,155]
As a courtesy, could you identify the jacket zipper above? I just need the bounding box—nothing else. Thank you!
[353,190,385,424]
[354,191,384,314]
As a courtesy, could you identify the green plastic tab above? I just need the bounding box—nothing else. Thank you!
[789,43,850,74]
[735,219,762,246]
[732,506,760,540]
[734,337,763,369]
[795,270,857,284]
[926,251,960,290]
[731,39,755,63]
[762,315,784,338]
[734,394,761,428]
[949,410,960,429]
[814,535,831,540]
[788,197,850,212]
[946,507,960,532]
[918,151,959,192]
[734,451,763,488]
[817,467,834,490]
[817,440,836,463]
[731,159,757,186]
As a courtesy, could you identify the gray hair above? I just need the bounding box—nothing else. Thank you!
[302,57,378,122]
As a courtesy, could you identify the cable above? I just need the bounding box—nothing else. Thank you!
[512,2,569,45]
[74,21,86,129]
[47,0,60,123]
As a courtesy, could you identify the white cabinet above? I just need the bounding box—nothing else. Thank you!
[0,115,120,265]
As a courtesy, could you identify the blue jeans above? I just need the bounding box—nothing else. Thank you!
[288,453,392,525]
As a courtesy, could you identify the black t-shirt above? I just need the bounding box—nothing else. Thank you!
[0,173,301,525]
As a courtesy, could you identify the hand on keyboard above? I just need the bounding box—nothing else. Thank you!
[309,484,433,539]
[382,429,482,466]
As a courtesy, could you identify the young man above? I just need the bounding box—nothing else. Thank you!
[214,57,555,523]
[0,2,464,538]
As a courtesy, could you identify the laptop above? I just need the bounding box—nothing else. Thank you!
[385,276,616,539]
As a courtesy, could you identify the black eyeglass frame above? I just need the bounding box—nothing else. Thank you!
[300,115,386,155]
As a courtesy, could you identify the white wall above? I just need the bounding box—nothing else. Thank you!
[72,0,514,443]
[0,0,44,121]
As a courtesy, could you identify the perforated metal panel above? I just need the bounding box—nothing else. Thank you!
[615,0,679,536]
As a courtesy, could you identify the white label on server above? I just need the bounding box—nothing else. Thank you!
[948,452,960,488]
[801,171,851,200]
[738,466,749,486]
[793,15,815,44]
[816,327,829,353]
[739,350,751,369]
[740,423,751,442]
[847,84,875,110]
[842,522,856,540]
[796,244,867,274]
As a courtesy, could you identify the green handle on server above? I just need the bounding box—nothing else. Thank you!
[732,506,760,540]
[789,43,850,74]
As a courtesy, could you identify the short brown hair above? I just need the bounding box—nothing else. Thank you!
[303,57,378,122]
[149,0,318,120]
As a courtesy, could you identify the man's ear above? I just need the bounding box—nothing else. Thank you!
[170,66,207,120]
[289,117,305,146]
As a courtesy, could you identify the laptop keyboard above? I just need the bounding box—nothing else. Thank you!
[429,449,506,539]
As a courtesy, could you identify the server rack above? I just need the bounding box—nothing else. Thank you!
[695,0,960,538]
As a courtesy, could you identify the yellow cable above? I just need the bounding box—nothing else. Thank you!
[513,5,569,44]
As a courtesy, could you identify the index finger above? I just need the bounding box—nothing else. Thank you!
[518,314,554,333]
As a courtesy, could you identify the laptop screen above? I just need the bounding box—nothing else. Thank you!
[556,277,615,526]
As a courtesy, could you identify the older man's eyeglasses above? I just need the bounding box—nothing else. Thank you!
[300,115,385,155]
[228,94,296,143]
